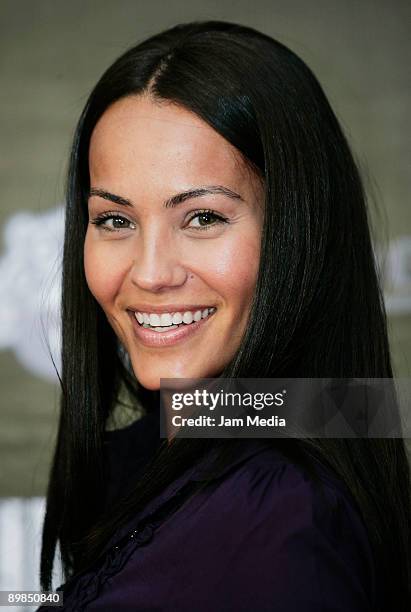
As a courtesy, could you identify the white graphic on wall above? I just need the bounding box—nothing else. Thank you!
[0,206,64,382]
[0,206,410,382]
[379,237,411,314]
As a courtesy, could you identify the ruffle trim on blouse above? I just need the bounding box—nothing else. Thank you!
[52,480,201,612]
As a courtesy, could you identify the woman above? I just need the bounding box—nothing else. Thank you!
[38,20,411,611]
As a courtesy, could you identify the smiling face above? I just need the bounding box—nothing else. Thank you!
[84,94,264,390]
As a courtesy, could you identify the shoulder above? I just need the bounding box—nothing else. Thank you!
[201,443,378,611]
[211,441,350,516]
[217,441,362,523]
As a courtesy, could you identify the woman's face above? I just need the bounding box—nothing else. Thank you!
[85,95,264,390]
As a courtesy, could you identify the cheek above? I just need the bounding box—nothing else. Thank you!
[83,236,123,307]
[196,229,260,306]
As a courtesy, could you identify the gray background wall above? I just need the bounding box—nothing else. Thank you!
[1,0,410,497]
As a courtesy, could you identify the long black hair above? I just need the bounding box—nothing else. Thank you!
[40,21,411,609]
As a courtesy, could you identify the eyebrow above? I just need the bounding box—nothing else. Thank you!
[88,185,244,209]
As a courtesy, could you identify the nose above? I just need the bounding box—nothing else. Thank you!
[128,229,188,292]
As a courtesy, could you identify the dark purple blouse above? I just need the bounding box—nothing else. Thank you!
[38,411,383,611]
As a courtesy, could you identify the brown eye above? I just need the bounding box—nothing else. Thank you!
[187,210,228,231]
[90,213,136,232]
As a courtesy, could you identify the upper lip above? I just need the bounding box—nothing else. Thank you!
[127,304,216,314]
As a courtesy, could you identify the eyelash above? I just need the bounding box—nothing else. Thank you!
[90,209,229,233]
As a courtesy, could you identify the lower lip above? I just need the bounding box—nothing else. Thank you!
[127,310,217,348]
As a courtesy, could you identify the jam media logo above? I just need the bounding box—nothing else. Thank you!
[0,206,64,381]
[159,378,410,438]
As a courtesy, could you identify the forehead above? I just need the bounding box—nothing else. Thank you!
[88,95,250,192]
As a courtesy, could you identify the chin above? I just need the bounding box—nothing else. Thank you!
[137,377,162,391]
[136,369,229,391]
[133,367,186,391]
[132,364,223,392]
[136,373,193,391]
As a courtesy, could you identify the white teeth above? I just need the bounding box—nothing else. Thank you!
[151,324,180,332]
[135,307,216,328]
[182,311,193,324]
[149,313,161,326]
[172,312,183,324]
[160,313,173,326]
